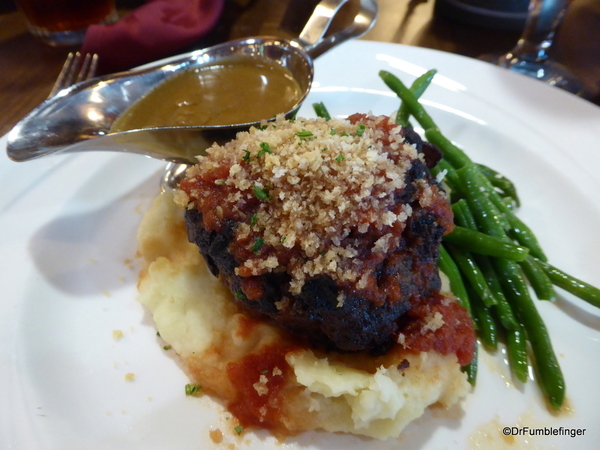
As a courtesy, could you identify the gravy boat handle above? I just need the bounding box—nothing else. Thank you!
[298,0,378,59]
[6,0,377,166]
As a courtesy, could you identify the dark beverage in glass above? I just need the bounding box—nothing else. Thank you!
[15,0,117,46]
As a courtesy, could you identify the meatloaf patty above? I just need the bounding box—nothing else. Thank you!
[177,113,455,355]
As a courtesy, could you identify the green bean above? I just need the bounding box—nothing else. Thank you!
[533,258,600,308]
[501,196,516,211]
[452,199,477,230]
[477,163,520,207]
[459,164,564,409]
[379,70,475,169]
[443,226,529,261]
[425,127,472,169]
[505,321,529,383]
[457,164,509,235]
[445,243,497,307]
[506,226,547,262]
[462,343,478,386]
[396,69,437,127]
[470,291,498,351]
[438,244,472,315]
[451,202,469,229]
[475,255,519,330]
[453,199,519,329]
[453,191,519,329]
[379,70,437,130]
[439,244,480,383]
[312,102,331,120]
[520,256,557,302]
[433,158,462,197]
[491,203,547,261]
[381,70,570,409]
[453,194,523,391]
[495,257,565,410]
[474,169,547,261]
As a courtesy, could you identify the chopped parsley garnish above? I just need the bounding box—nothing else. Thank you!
[250,213,258,226]
[261,370,269,374]
[252,237,264,254]
[321,148,327,152]
[295,129,314,140]
[330,128,337,135]
[185,384,202,396]
[356,123,366,136]
[234,426,244,435]
[163,345,172,351]
[253,185,270,201]
[235,291,247,300]
[257,142,272,157]
[335,153,345,163]
[281,236,287,244]
[242,149,252,162]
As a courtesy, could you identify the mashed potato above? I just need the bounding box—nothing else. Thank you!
[136,190,471,440]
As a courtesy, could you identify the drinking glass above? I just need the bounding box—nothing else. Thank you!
[484,0,589,97]
[14,0,118,47]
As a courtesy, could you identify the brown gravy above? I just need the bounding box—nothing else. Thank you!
[111,58,303,132]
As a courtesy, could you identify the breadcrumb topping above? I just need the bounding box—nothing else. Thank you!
[421,311,445,334]
[253,374,269,396]
[180,114,435,294]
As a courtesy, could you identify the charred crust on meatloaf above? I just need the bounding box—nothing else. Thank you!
[185,204,445,354]
[179,114,453,355]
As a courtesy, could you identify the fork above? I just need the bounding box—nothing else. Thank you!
[48,52,99,98]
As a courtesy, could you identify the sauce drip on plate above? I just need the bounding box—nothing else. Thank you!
[111,58,304,131]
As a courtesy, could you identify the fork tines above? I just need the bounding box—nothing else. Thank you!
[48,52,99,98]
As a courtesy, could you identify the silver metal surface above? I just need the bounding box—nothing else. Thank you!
[48,52,99,99]
[6,0,377,166]
[299,0,378,59]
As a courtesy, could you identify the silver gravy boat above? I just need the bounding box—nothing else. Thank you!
[6,0,377,168]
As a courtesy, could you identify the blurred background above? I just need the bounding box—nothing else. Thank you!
[1,0,598,136]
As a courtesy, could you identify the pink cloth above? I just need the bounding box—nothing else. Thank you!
[81,0,225,75]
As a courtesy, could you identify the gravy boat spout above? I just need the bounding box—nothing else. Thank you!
[7,38,313,165]
[6,0,377,166]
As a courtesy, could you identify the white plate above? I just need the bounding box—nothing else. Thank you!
[2,40,600,449]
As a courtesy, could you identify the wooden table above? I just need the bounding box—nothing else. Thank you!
[0,0,597,137]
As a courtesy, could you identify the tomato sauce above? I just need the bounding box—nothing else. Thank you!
[240,277,265,301]
[226,344,296,430]
[180,114,475,372]
[398,292,476,366]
